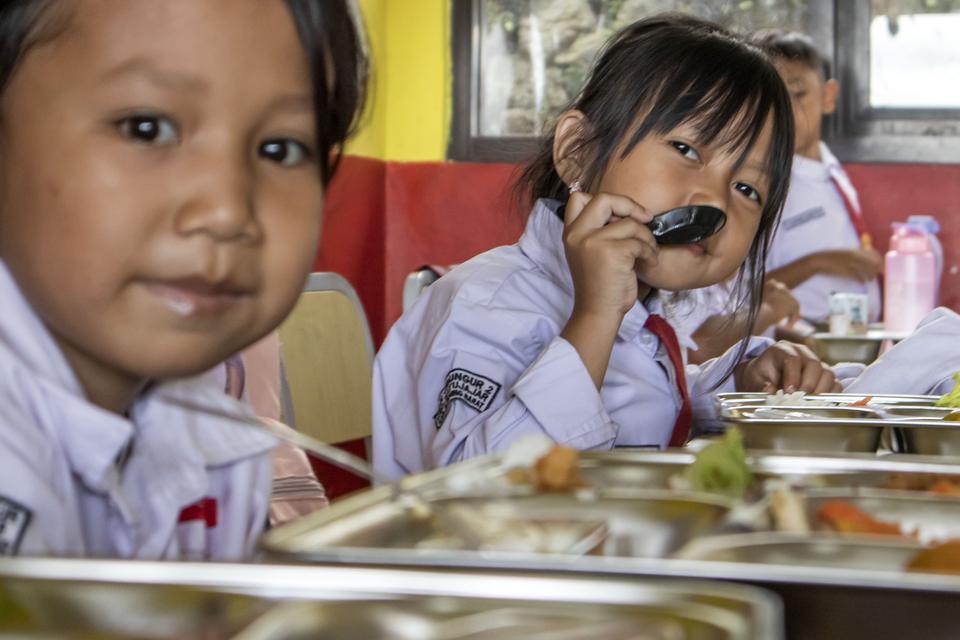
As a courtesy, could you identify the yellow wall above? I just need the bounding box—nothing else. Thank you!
[347,0,451,163]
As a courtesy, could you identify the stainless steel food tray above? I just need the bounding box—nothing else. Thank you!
[262,452,960,639]
[263,489,734,561]
[0,557,782,639]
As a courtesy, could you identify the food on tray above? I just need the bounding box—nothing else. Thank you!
[763,390,831,406]
[504,439,586,493]
[768,487,809,534]
[848,396,873,407]
[815,500,902,536]
[883,473,960,496]
[906,540,960,575]
[935,373,960,408]
[945,411,960,422]
[533,446,586,492]
[685,428,753,499]
[416,503,606,555]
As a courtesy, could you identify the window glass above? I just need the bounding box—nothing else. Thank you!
[480,0,813,137]
[870,1,960,108]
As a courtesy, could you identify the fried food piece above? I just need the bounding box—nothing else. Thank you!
[848,396,873,407]
[945,411,960,422]
[928,480,960,497]
[816,500,903,536]
[532,446,584,492]
[906,540,960,575]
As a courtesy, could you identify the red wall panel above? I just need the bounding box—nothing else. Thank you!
[324,158,960,345]
[846,163,960,311]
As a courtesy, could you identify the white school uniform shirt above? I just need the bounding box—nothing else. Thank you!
[0,261,275,559]
[767,142,881,322]
[372,199,772,480]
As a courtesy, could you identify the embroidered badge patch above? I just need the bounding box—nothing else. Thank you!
[0,496,31,556]
[433,368,502,430]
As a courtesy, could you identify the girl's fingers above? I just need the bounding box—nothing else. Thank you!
[566,192,652,234]
[777,348,804,393]
[798,357,828,392]
[608,237,659,265]
[592,217,659,252]
[813,368,839,394]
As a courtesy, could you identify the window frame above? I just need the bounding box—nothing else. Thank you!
[449,0,960,164]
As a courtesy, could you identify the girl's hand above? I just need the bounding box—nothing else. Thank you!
[734,341,841,394]
[562,191,658,319]
[758,279,800,329]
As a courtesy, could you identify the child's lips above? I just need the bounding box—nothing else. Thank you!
[681,241,708,256]
[142,277,252,317]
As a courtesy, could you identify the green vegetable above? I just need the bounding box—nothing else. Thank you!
[936,373,960,409]
[686,427,753,499]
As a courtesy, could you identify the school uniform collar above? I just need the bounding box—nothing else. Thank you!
[0,259,273,495]
[517,200,673,345]
[792,142,840,182]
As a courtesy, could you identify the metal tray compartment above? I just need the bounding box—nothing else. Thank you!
[723,406,885,453]
[241,597,748,640]
[0,558,783,640]
[715,393,939,411]
[264,491,733,561]
[675,532,924,572]
[900,423,960,456]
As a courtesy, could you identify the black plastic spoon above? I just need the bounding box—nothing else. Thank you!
[647,205,727,245]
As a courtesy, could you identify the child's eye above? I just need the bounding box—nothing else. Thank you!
[792,91,808,100]
[259,139,314,167]
[734,181,762,204]
[116,115,179,145]
[670,141,701,162]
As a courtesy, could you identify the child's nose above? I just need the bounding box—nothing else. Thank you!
[684,172,729,211]
[174,158,262,242]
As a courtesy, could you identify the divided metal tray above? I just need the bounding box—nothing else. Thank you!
[0,557,782,639]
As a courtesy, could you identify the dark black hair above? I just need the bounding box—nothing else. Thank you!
[0,0,368,186]
[752,29,831,79]
[515,13,795,382]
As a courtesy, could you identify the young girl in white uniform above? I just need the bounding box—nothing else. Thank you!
[373,14,843,481]
[0,0,366,558]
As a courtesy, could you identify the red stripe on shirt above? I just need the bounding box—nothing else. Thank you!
[178,498,218,528]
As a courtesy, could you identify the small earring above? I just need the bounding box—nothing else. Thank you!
[568,180,583,194]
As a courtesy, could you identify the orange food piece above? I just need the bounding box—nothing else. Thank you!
[848,396,873,407]
[815,500,903,536]
[907,540,960,575]
[928,480,960,497]
[533,446,584,492]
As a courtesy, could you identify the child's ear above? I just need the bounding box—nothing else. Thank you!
[822,78,839,116]
[553,110,588,187]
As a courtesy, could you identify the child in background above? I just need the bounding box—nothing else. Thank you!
[0,0,365,558]
[373,14,841,481]
[755,30,883,324]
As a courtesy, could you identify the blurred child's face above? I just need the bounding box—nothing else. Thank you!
[0,0,323,409]
[774,59,837,160]
[595,118,774,292]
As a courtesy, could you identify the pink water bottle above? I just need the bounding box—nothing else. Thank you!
[884,223,936,333]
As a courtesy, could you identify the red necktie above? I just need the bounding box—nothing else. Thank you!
[644,314,692,447]
[829,172,871,247]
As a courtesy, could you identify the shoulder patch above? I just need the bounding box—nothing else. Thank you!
[433,368,502,430]
[0,496,31,556]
